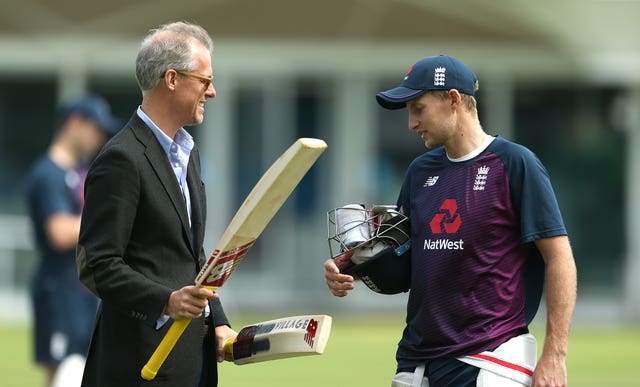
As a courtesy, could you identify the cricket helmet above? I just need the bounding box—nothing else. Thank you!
[327,204,411,294]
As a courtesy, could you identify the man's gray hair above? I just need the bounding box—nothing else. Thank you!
[135,21,213,94]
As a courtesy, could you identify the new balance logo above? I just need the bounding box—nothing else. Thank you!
[304,318,318,347]
[423,176,439,187]
[404,64,415,81]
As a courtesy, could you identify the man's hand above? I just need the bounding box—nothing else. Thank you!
[215,325,237,362]
[324,259,355,297]
[165,285,217,320]
[532,350,567,387]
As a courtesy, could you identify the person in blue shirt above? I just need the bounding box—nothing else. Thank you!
[25,94,120,386]
[324,55,577,387]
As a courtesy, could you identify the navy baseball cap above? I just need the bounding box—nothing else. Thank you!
[58,94,122,135]
[376,55,478,110]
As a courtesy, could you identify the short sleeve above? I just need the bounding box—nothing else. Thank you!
[501,144,567,244]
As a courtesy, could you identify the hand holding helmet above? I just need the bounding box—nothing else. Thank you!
[327,204,411,294]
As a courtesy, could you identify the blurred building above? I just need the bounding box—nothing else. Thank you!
[0,0,639,323]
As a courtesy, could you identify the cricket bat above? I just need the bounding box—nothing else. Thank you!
[224,315,332,365]
[141,138,328,380]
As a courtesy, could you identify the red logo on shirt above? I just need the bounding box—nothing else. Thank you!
[429,199,462,234]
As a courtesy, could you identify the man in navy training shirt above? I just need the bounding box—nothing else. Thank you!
[324,55,576,387]
[26,94,120,386]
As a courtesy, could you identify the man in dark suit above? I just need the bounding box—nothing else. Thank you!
[77,21,236,386]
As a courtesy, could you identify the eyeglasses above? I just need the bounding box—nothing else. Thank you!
[174,70,214,88]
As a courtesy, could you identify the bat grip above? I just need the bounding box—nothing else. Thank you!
[141,318,191,380]
[223,334,238,361]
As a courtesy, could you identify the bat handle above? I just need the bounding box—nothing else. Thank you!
[141,318,191,380]
[223,334,239,361]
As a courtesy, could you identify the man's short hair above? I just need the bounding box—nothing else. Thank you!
[135,21,213,93]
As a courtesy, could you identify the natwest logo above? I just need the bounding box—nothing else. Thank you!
[425,199,464,251]
[429,198,462,234]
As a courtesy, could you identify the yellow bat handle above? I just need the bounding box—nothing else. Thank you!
[141,286,216,380]
[223,334,238,361]
[141,318,191,380]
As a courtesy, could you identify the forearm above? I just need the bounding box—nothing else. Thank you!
[542,252,576,358]
[537,236,577,358]
[46,213,81,250]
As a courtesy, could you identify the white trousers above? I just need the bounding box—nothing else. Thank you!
[51,354,86,387]
[391,333,537,387]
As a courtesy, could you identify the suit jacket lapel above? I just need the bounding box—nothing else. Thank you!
[186,147,205,259]
[128,115,196,257]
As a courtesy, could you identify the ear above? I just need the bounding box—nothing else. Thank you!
[448,89,462,108]
[162,69,179,91]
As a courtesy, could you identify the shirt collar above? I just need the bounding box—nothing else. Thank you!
[136,106,194,156]
[447,134,495,162]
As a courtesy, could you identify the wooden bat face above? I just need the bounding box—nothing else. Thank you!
[225,315,333,365]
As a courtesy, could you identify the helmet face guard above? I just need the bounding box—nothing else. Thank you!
[327,204,411,294]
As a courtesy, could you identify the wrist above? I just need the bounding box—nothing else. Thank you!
[540,343,568,360]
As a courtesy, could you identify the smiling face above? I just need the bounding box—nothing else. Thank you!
[173,41,216,127]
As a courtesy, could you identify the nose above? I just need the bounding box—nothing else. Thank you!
[206,83,216,98]
[408,113,419,131]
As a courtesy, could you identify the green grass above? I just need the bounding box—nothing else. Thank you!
[2,317,639,386]
[562,326,640,386]
[0,322,45,387]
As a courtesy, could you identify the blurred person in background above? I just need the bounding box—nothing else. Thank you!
[76,21,235,387]
[25,93,120,386]
[324,55,577,387]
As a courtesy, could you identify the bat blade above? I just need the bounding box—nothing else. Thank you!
[141,138,327,381]
[225,315,333,365]
[196,137,328,288]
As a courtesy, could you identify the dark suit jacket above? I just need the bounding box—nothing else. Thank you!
[77,114,228,387]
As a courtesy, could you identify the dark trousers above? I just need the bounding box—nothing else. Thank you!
[198,321,217,387]
[399,358,480,387]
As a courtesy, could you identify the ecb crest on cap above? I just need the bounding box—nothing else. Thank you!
[434,67,446,86]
